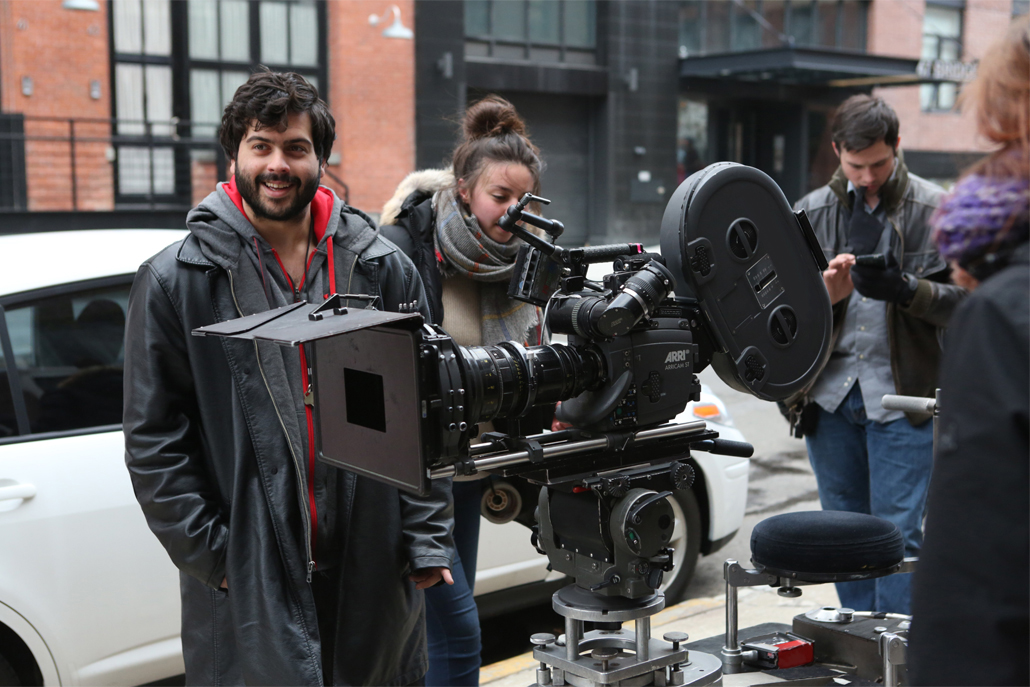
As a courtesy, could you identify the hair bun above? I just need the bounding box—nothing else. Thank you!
[464,95,527,141]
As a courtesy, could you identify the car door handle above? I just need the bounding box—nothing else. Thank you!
[0,483,37,503]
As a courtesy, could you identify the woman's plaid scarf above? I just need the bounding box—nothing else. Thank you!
[432,187,543,345]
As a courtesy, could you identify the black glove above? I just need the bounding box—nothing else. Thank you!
[847,187,884,255]
[850,252,917,305]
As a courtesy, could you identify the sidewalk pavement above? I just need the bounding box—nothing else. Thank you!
[481,582,841,687]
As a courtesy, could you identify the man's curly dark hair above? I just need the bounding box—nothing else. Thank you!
[219,68,335,164]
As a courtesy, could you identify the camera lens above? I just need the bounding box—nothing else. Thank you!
[458,342,603,425]
[600,262,675,337]
[548,260,676,340]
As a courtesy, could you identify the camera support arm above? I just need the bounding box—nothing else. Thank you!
[428,420,711,479]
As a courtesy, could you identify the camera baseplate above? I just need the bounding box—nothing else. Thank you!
[530,586,722,687]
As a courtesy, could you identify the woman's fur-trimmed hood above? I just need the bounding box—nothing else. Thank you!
[381,168,454,226]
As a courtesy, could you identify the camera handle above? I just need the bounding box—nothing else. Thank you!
[497,193,567,260]
[500,193,647,274]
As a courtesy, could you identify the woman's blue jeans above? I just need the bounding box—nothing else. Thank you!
[425,480,482,686]
[804,383,933,614]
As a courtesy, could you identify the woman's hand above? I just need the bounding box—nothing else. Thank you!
[552,402,573,431]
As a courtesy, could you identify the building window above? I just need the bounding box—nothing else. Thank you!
[920,3,963,112]
[187,0,323,139]
[678,0,868,56]
[110,0,326,206]
[465,0,597,65]
[111,0,177,200]
[732,1,763,51]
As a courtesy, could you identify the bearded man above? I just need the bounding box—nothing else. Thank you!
[123,69,454,686]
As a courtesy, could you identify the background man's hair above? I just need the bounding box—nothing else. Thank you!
[219,68,335,163]
[831,95,900,152]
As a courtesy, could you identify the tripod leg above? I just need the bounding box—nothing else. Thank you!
[721,559,743,672]
[636,616,651,661]
[565,616,582,663]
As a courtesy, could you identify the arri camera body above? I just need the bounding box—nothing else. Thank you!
[194,163,833,681]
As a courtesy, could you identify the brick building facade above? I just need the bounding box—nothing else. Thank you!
[0,0,415,220]
[0,0,113,211]
[0,0,1026,234]
[869,0,1015,154]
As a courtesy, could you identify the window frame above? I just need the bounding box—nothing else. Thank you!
[920,1,965,113]
[0,275,136,443]
[465,0,598,63]
[108,0,187,207]
[107,0,329,207]
[680,0,869,56]
[184,1,328,108]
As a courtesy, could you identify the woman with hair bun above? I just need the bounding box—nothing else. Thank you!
[380,95,548,687]
[908,17,1029,686]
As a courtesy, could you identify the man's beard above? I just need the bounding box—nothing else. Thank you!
[236,170,320,222]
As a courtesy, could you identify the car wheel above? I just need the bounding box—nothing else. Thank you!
[659,488,702,605]
[0,652,21,686]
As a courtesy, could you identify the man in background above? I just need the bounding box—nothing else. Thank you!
[792,95,965,613]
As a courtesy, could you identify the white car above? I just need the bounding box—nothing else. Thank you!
[0,230,748,685]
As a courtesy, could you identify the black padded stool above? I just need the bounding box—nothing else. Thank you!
[722,510,911,673]
[750,510,905,582]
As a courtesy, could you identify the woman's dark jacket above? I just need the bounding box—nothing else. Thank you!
[380,190,443,325]
[124,186,453,686]
[908,241,1029,685]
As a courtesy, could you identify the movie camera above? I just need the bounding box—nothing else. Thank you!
[195,162,834,685]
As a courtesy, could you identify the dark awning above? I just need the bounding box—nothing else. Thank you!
[679,47,953,88]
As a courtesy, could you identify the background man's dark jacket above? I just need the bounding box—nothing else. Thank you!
[794,161,966,424]
[909,242,1029,685]
[124,187,453,686]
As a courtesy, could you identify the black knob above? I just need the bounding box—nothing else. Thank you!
[647,566,664,590]
[606,475,629,498]
[672,462,695,490]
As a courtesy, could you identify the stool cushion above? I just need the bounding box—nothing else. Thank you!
[750,511,904,580]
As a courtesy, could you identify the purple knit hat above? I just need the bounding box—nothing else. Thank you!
[933,174,1030,266]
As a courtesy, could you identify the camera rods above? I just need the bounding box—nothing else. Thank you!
[427,419,708,479]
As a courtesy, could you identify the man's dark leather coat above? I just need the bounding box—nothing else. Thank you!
[124,186,453,686]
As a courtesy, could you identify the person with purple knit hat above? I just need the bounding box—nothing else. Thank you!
[909,16,1029,687]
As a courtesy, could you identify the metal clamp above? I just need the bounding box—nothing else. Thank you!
[879,631,908,687]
